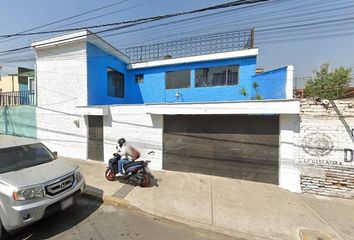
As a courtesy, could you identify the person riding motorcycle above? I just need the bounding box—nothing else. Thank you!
[115,138,140,177]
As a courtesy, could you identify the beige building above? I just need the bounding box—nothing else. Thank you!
[0,75,19,93]
[0,67,34,93]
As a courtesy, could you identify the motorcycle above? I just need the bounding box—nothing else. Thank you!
[105,153,151,187]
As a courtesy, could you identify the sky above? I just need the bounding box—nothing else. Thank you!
[0,0,353,87]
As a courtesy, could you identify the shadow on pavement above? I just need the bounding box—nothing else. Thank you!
[11,195,102,240]
[116,173,159,188]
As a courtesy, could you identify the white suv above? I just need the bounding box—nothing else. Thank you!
[0,135,85,238]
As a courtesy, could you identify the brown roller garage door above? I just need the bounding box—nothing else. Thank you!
[163,115,279,184]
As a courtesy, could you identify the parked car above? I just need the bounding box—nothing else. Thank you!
[0,135,85,239]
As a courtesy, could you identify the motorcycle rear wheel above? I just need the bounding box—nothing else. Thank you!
[105,169,116,181]
[140,174,150,187]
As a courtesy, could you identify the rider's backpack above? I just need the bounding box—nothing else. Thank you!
[129,146,140,160]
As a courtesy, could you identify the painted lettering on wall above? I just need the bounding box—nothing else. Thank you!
[344,149,353,163]
[302,159,342,166]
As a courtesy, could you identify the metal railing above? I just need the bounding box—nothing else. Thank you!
[0,90,35,106]
[125,29,255,63]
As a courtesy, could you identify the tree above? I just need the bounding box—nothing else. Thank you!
[304,63,352,99]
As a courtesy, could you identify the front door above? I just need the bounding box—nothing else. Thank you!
[88,116,104,161]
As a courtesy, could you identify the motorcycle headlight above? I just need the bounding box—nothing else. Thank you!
[74,168,84,183]
[13,185,44,201]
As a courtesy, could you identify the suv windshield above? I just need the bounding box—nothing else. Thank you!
[0,143,55,174]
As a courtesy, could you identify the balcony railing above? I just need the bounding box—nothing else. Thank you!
[125,29,255,63]
[0,90,35,106]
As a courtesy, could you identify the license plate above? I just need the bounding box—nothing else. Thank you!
[60,197,74,210]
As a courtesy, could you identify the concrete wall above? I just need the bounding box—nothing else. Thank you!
[36,41,88,110]
[251,66,289,100]
[35,41,89,159]
[296,98,354,198]
[35,107,87,159]
[103,105,163,170]
[0,105,36,138]
[279,114,301,193]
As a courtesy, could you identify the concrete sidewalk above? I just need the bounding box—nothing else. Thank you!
[62,157,354,240]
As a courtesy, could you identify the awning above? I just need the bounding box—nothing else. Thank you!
[145,99,300,115]
[76,106,109,116]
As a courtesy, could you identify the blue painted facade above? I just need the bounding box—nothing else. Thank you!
[87,42,129,105]
[251,67,288,100]
[86,42,289,105]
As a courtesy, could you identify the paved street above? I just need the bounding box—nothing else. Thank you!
[11,195,236,240]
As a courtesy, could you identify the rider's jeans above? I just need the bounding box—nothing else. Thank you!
[118,158,130,173]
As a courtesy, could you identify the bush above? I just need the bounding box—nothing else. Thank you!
[304,63,352,99]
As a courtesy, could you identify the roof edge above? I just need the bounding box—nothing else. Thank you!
[31,30,130,63]
[127,48,259,69]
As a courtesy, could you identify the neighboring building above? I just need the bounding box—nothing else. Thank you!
[0,67,35,93]
[0,68,36,106]
[0,75,18,93]
[31,29,300,193]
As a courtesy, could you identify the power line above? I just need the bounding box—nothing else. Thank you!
[0,0,130,44]
[0,0,349,53]
[0,0,130,38]
[50,0,161,30]
[0,0,273,38]
[2,0,354,62]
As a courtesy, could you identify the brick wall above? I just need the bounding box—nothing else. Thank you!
[297,98,354,198]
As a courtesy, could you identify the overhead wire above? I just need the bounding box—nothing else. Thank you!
[1,0,354,64]
[0,0,131,44]
[50,0,162,30]
[0,0,273,38]
[0,0,348,49]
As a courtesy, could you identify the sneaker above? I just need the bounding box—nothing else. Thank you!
[115,172,123,177]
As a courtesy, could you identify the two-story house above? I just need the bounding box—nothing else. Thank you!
[31,29,301,192]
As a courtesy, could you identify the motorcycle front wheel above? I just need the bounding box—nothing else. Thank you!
[105,169,116,181]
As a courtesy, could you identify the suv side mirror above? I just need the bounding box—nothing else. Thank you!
[53,151,58,159]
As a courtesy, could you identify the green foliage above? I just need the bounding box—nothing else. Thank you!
[239,87,248,99]
[252,81,259,89]
[304,63,352,99]
[254,93,264,100]
[251,81,263,100]
[238,81,263,100]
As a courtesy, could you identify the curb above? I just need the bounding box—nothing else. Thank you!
[83,187,132,209]
[102,195,131,208]
[82,187,264,240]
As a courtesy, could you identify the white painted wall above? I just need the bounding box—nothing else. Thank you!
[103,105,163,170]
[35,41,89,160]
[35,42,88,110]
[286,65,294,99]
[279,114,301,193]
[36,107,87,159]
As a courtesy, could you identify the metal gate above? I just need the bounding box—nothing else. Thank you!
[163,115,279,184]
[88,116,104,161]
